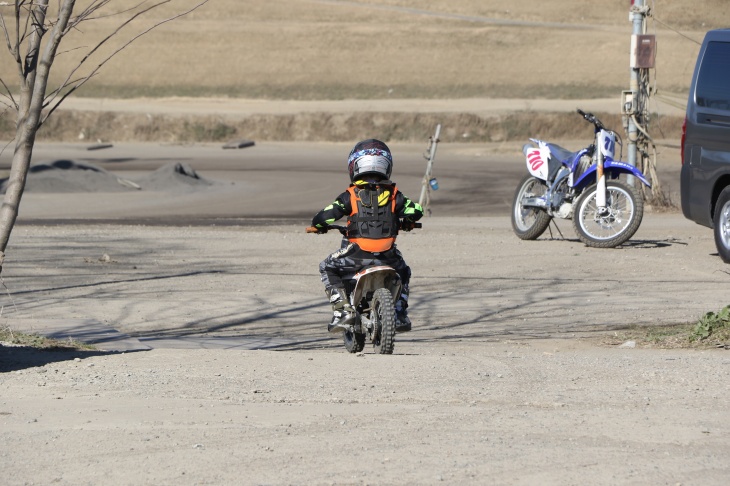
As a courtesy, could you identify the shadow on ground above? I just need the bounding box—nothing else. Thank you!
[0,345,124,373]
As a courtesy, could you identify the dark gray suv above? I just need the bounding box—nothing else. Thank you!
[681,28,730,263]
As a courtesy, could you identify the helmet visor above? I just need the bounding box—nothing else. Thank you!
[348,148,392,180]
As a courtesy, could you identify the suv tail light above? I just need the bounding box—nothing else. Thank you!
[681,116,687,165]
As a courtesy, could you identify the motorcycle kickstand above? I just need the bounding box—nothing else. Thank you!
[547,219,565,240]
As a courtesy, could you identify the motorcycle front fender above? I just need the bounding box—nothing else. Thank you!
[573,159,651,190]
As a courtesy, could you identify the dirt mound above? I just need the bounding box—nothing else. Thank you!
[133,162,215,191]
[0,160,134,194]
[0,160,213,194]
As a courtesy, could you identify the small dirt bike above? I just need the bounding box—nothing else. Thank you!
[512,109,651,248]
[306,223,420,354]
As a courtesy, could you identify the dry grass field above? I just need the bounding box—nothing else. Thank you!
[0,1,727,142]
[1,0,726,100]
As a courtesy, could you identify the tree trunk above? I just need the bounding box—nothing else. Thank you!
[0,0,200,270]
[0,0,74,263]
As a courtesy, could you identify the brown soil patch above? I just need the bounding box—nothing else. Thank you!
[3,109,684,143]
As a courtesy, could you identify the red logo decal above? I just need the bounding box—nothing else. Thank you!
[527,150,544,171]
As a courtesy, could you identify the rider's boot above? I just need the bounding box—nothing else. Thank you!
[395,289,411,333]
[326,287,355,333]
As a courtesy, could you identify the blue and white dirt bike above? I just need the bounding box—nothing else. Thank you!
[511,109,651,248]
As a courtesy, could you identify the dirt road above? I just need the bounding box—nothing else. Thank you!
[1,142,729,485]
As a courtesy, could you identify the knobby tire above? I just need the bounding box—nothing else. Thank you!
[371,288,396,355]
[573,180,643,248]
[343,328,366,353]
[512,175,552,240]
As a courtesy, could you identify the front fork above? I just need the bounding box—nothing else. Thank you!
[594,128,618,214]
[596,145,607,213]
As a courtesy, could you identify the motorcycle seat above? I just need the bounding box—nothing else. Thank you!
[547,143,580,164]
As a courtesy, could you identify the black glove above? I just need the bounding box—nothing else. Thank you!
[400,220,416,232]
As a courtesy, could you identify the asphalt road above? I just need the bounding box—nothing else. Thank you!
[2,140,683,223]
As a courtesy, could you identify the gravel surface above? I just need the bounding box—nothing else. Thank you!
[1,214,729,485]
[1,140,728,485]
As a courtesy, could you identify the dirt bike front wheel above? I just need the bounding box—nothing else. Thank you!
[370,288,396,355]
[511,175,552,240]
[573,180,643,248]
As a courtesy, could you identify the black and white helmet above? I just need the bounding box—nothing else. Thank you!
[347,139,393,182]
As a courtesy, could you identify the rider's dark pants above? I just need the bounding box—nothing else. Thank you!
[318,241,411,297]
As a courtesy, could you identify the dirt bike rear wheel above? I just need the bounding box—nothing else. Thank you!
[512,175,552,240]
[343,328,366,353]
[371,288,396,355]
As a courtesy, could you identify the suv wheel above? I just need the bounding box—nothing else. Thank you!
[713,186,730,263]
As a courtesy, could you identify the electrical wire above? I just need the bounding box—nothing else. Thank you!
[652,16,702,46]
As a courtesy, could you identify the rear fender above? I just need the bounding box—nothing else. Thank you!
[523,140,550,181]
[351,266,401,307]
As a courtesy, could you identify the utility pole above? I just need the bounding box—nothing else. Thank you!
[622,0,654,189]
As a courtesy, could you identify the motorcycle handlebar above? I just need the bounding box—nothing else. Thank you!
[576,108,606,131]
[305,222,422,234]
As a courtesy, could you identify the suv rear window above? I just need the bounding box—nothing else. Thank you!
[696,41,730,110]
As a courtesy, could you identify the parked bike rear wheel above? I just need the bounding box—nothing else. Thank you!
[573,180,643,248]
[512,175,552,240]
[371,288,396,355]
[343,328,366,353]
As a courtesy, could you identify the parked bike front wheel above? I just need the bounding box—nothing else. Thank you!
[511,175,552,240]
[573,181,643,248]
[370,288,396,355]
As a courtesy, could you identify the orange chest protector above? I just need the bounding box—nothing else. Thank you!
[346,184,399,252]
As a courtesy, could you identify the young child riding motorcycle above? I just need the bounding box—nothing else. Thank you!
[311,139,423,334]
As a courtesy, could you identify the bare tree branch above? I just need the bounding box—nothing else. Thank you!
[65,0,171,73]
[22,2,48,79]
[43,0,172,111]
[14,1,47,132]
[0,11,14,54]
[1,2,35,70]
[53,43,87,57]
[0,75,18,109]
[66,0,117,28]
[12,2,23,68]
[42,73,91,108]
[73,1,148,24]
[43,0,210,123]
[20,2,37,70]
